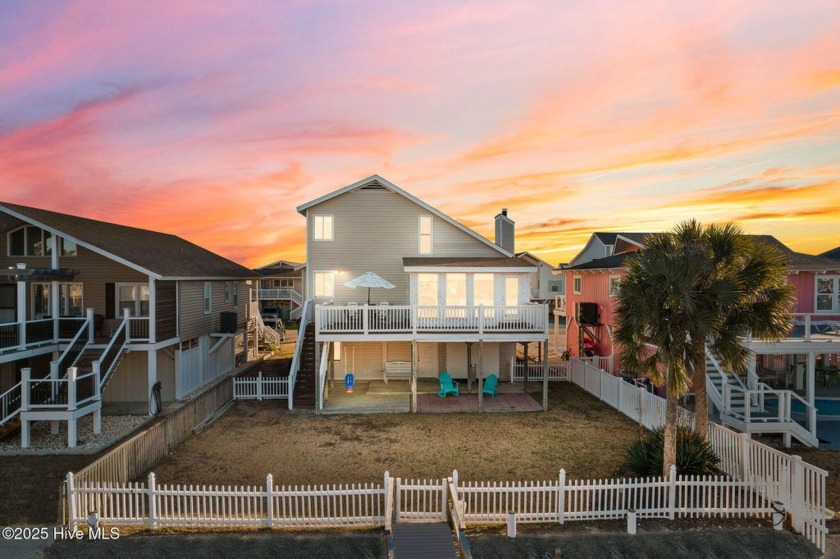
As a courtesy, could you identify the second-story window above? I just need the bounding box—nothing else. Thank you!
[233,283,239,306]
[224,282,231,303]
[116,283,150,318]
[418,216,433,255]
[573,276,582,294]
[609,276,621,297]
[314,215,334,241]
[203,282,212,314]
[816,276,839,312]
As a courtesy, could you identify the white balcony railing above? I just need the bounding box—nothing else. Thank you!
[315,304,548,336]
[257,289,303,304]
[554,295,566,317]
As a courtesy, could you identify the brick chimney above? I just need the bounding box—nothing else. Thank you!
[494,208,515,253]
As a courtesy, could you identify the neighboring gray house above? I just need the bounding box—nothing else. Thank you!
[291,175,549,409]
[253,259,306,321]
[0,202,258,447]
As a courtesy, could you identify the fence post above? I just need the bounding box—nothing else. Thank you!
[739,432,751,482]
[790,455,804,533]
[66,472,77,530]
[266,474,274,528]
[668,465,677,520]
[384,471,393,533]
[87,307,96,344]
[148,472,157,530]
[257,371,263,401]
[557,469,565,525]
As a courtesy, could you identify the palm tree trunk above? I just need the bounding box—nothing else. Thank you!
[692,341,708,440]
[663,380,679,477]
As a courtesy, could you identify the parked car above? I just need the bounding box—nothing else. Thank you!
[260,306,286,340]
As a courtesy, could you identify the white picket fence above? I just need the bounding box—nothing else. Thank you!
[232,372,289,401]
[509,358,569,382]
[457,467,773,525]
[567,357,828,552]
[67,472,390,530]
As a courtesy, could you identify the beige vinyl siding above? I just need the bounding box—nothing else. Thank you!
[498,342,516,381]
[446,342,500,380]
[102,349,176,403]
[335,341,384,380]
[179,280,249,341]
[305,189,504,305]
[385,341,411,361]
[0,238,147,322]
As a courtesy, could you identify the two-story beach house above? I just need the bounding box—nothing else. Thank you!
[562,231,840,447]
[253,260,306,321]
[0,202,258,447]
[289,176,549,411]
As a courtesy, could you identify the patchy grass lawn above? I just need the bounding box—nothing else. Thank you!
[152,384,647,486]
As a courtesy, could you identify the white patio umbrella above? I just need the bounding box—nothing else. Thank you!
[344,271,396,304]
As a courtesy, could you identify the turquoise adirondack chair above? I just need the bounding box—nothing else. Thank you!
[482,374,499,398]
[437,372,459,398]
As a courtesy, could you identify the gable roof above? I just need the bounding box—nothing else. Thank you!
[819,246,840,260]
[564,233,840,273]
[0,202,259,281]
[568,232,654,267]
[515,251,554,269]
[296,175,512,257]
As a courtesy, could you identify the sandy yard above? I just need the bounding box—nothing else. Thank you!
[152,383,644,486]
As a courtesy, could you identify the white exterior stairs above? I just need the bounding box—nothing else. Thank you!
[0,314,133,447]
[706,351,819,448]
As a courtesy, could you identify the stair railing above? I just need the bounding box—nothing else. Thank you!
[0,382,22,427]
[288,299,313,410]
[51,311,92,380]
[96,309,130,390]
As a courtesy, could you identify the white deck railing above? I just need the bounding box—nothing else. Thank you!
[509,358,568,382]
[554,294,566,317]
[233,372,289,400]
[257,288,303,304]
[316,304,548,336]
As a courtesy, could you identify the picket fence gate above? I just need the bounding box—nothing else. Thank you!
[232,372,289,401]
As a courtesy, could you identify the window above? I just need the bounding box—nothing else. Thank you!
[233,283,239,306]
[314,272,335,298]
[313,215,334,241]
[224,282,231,303]
[418,273,439,317]
[116,283,150,318]
[31,283,81,318]
[609,275,621,297]
[573,276,582,294]
[816,276,839,312]
[445,273,467,307]
[203,282,212,314]
[473,274,495,307]
[418,216,433,255]
[279,278,294,288]
[505,277,519,307]
[7,226,55,257]
[333,341,342,361]
[549,280,561,293]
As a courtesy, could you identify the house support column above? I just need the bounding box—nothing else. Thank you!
[52,243,60,340]
[543,339,549,411]
[410,340,417,413]
[148,276,156,343]
[478,340,484,413]
[806,351,816,437]
[16,264,26,349]
[148,349,158,416]
[522,342,530,393]
[466,342,474,393]
[747,353,757,390]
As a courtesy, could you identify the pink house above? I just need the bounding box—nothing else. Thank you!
[561,232,840,447]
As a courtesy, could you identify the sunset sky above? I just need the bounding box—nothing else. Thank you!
[2,1,839,268]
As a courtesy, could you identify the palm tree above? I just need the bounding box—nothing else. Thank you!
[614,221,794,475]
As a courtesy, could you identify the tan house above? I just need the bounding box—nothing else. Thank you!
[0,202,258,447]
[291,175,549,410]
[253,260,305,321]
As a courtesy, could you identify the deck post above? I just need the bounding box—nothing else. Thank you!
[806,352,816,437]
[543,339,549,411]
[20,367,31,449]
[87,308,95,343]
[17,264,26,349]
[51,279,60,342]
[478,341,484,413]
[410,341,417,413]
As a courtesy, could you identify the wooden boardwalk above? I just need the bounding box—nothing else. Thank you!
[392,523,457,559]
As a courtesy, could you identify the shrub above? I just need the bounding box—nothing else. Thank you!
[625,426,721,477]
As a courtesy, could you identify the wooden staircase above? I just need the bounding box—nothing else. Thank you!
[294,324,317,409]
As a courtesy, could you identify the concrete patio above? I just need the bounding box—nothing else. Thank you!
[320,379,543,414]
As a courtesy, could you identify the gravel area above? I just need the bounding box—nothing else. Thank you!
[0,414,148,454]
